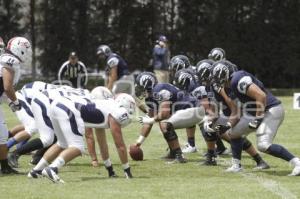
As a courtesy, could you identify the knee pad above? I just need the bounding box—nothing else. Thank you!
[200,127,217,142]
[165,122,174,132]
[163,124,178,142]
[40,134,55,148]
[242,138,252,151]
[257,141,271,152]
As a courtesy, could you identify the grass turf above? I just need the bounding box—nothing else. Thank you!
[1,96,300,199]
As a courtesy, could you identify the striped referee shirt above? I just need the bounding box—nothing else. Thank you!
[58,61,88,88]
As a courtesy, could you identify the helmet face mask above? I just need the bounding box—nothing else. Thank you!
[196,60,213,85]
[212,62,229,86]
[135,72,157,99]
[175,70,193,91]
[169,55,191,77]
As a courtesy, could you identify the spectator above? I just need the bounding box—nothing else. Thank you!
[58,52,88,88]
[152,35,170,83]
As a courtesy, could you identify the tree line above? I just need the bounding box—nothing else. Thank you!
[0,0,299,87]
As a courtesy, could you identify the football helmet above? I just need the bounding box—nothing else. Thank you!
[134,72,157,98]
[96,45,112,57]
[7,37,32,64]
[91,86,113,100]
[169,55,191,74]
[0,37,5,55]
[114,93,136,115]
[208,47,226,61]
[211,61,230,85]
[174,69,193,91]
[196,59,214,84]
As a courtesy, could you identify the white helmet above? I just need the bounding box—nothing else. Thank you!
[91,86,113,100]
[7,37,32,64]
[0,37,5,55]
[114,93,136,115]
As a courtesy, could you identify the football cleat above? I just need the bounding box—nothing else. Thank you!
[8,152,19,168]
[226,159,243,173]
[182,143,197,153]
[124,168,133,179]
[202,154,217,166]
[106,166,118,178]
[27,169,42,178]
[42,167,64,183]
[216,148,232,156]
[167,153,187,164]
[1,166,19,174]
[253,160,270,170]
[288,165,300,176]
[161,150,176,160]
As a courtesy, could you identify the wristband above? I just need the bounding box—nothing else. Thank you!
[136,135,146,145]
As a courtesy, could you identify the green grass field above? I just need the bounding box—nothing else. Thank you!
[1,96,300,199]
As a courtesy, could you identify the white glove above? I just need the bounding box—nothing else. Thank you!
[138,116,155,125]
[203,121,215,133]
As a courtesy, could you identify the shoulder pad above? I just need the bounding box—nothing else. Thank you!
[192,86,207,99]
[237,76,252,94]
[107,57,119,68]
[156,89,172,101]
[111,108,131,127]
[0,54,20,67]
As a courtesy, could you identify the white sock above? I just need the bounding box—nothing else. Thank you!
[49,157,65,169]
[103,159,112,168]
[122,162,130,170]
[290,157,300,167]
[33,158,49,171]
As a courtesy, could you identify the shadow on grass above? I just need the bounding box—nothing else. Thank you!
[80,175,150,181]
[255,169,291,176]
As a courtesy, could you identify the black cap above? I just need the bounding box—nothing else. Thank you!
[69,51,78,58]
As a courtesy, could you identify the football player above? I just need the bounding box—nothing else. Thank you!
[193,60,269,168]
[0,37,32,174]
[135,72,206,163]
[96,45,130,93]
[29,93,135,183]
[212,62,300,175]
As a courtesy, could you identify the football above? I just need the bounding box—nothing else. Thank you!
[129,144,143,161]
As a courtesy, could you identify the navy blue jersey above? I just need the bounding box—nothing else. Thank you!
[146,83,197,113]
[230,70,281,115]
[106,53,129,79]
[212,87,234,116]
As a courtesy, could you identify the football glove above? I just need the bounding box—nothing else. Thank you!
[138,116,155,125]
[203,121,215,133]
[215,122,232,135]
[9,100,21,112]
[249,117,264,129]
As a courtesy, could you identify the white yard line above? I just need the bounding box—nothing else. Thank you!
[218,157,297,199]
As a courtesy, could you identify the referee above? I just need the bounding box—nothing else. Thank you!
[58,51,88,88]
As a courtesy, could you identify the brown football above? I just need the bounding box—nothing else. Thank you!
[129,145,143,161]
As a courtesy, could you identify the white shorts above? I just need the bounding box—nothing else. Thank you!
[15,92,37,135]
[31,93,55,147]
[163,107,205,129]
[49,97,85,153]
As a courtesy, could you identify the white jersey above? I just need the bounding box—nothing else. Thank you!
[0,53,21,86]
[83,99,131,129]
[21,81,57,92]
[43,87,91,104]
